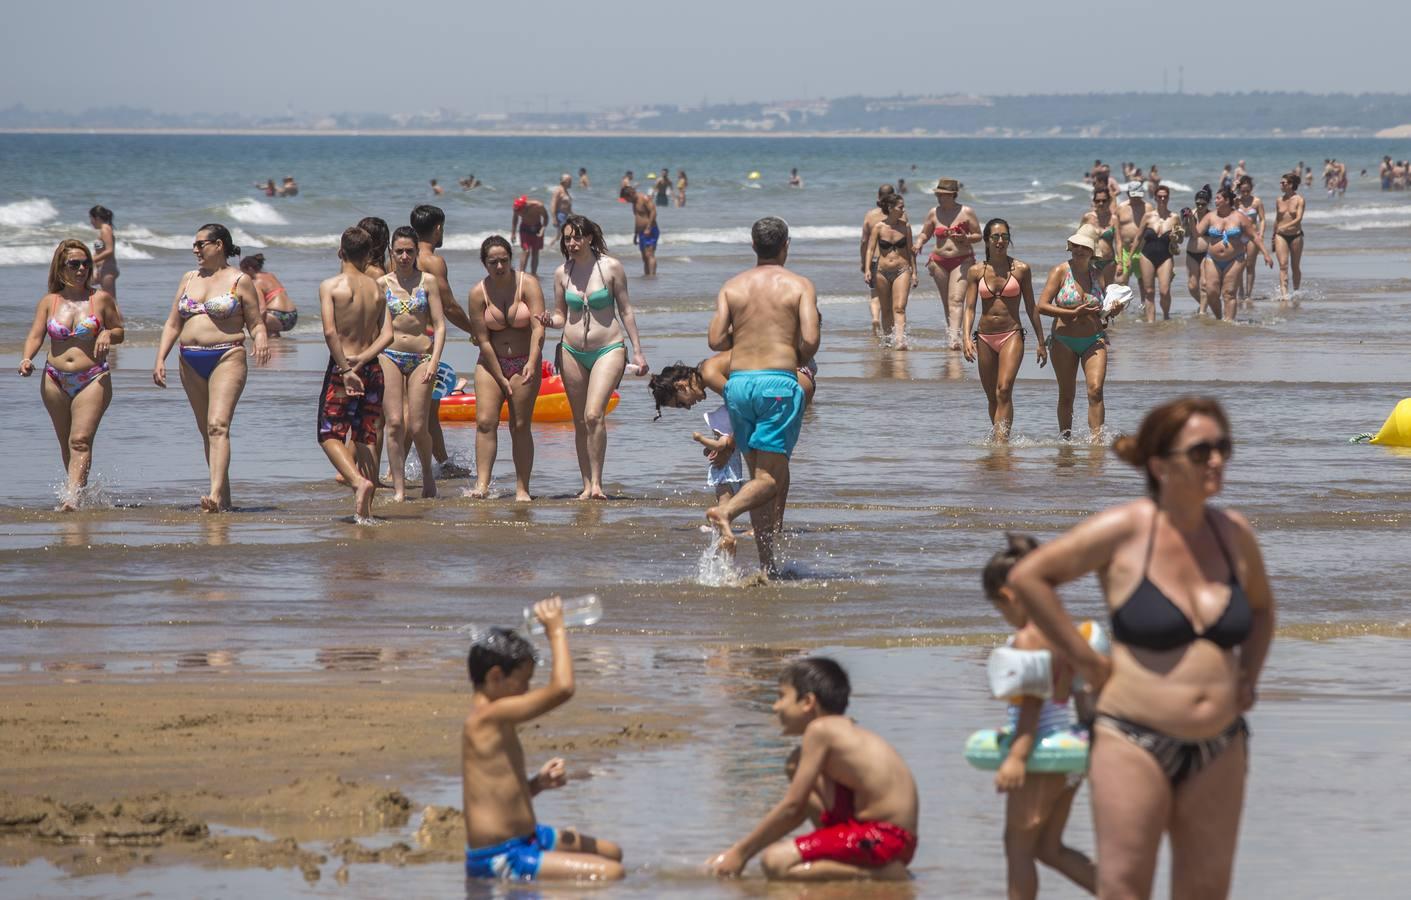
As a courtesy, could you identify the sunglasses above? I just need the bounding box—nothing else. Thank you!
[193,239,219,251]
[988,233,1010,242]
[1169,437,1233,465]
[63,259,91,270]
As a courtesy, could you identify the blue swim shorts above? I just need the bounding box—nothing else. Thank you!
[556,211,568,227]
[724,369,805,458]
[635,224,660,249]
[465,823,558,880]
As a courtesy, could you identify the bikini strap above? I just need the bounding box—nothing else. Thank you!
[1142,506,1160,577]
[514,271,523,307]
[594,260,610,300]
[1205,510,1241,585]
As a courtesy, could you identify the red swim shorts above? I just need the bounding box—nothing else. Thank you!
[317,359,384,445]
[519,227,544,251]
[794,819,917,869]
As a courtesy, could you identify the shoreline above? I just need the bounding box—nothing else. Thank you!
[0,127,1394,140]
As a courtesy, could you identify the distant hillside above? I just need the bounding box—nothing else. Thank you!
[4,93,1411,137]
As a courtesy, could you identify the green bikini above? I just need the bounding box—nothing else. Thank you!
[562,261,626,369]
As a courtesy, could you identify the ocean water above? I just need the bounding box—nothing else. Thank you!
[2,134,1409,896]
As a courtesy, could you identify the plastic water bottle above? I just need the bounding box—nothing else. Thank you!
[523,594,603,635]
[624,363,647,377]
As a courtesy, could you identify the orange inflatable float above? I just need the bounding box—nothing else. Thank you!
[438,362,619,423]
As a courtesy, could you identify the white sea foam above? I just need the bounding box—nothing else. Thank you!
[1303,204,1411,222]
[114,240,154,261]
[222,198,288,226]
[123,226,193,250]
[0,245,56,266]
[0,198,59,228]
[1161,180,1194,194]
[1325,218,1411,231]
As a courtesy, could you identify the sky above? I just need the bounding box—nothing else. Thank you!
[4,0,1402,116]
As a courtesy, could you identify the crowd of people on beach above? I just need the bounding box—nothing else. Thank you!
[13,151,1305,895]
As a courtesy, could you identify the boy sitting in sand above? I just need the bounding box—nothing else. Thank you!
[462,597,625,882]
[317,226,392,519]
[707,657,919,881]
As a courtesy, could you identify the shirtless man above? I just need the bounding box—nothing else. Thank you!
[860,184,898,334]
[550,174,573,238]
[1273,172,1306,301]
[462,598,625,883]
[619,171,635,198]
[707,657,919,882]
[278,176,298,197]
[706,217,820,575]
[411,205,474,476]
[577,167,589,189]
[626,186,659,276]
[317,226,393,520]
[510,196,550,274]
[1115,182,1148,286]
[431,179,444,196]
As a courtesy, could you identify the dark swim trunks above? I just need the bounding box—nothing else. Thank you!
[317,358,384,445]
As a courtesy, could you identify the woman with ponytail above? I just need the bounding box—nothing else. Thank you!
[1006,396,1275,899]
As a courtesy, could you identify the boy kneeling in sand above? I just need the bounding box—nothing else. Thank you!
[462,597,624,882]
[707,657,919,881]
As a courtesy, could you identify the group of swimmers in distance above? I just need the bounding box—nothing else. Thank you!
[467,393,1270,896]
[856,164,1309,445]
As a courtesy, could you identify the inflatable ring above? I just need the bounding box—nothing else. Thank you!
[438,372,619,424]
[963,728,1089,774]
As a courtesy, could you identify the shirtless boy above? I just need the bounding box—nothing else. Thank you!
[411,205,473,476]
[551,174,574,238]
[706,217,820,574]
[317,226,393,520]
[625,186,659,276]
[1274,172,1306,301]
[462,597,625,882]
[707,657,919,882]
[510,196,549,274]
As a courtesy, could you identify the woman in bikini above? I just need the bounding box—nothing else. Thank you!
[1180,186,1212,306]
[467,235,547,501]
[1273,173,1305,302]
[548,215,648,500]
[1198,186,1271,321]
[377,226,446,502]
[675,170,688,207]
[862,193,916,349]
[1080,187,1120,287]
[240,253,298,336]
[1234,176,1267,302]
[961,219,1046,442]
[1007,396,1274,900]
[1037,225,1109,441]
[1135,185,1183,322]
[914,177,981,349]
[859,184,898,335]
[18,240,125,510]
[153,224,270,512]
[88,206,119,298]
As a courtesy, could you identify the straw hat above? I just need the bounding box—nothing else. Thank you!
[933,178,960,194]
[1066,223,1101,252]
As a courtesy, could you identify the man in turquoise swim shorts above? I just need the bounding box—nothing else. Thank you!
[706,216,820,575]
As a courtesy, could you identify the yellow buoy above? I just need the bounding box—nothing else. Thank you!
[748,171,761,180]
[1370,398,1411,447]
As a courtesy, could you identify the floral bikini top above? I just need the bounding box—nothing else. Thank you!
[386,274,430,317]
[47,291,102,341]
[179,273,243,320]
[1054,263,1102,309]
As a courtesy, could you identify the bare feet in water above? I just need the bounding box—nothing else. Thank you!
[199,495,221,512]
[577,487,608,501]
[466,486,490,499]
[354,479,375,519]
[705,506,736,556]
[514,490,533,502]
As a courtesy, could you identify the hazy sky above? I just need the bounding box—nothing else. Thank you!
[6,0,1400,116]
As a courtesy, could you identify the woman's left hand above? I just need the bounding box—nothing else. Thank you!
[1036,342,1049,368]
[94,330,112,360]
[253,336,271,365]
[1237,678,1258,712]
[632,351,648,373]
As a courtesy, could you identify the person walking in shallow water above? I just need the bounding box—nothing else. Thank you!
[153,223,269,512]
[88,206,119,298]
[1273,172,1305,301]
[19,240,125,510]
[914,178,981,349]
[1008,396,1274,900]
[705,217,820,575]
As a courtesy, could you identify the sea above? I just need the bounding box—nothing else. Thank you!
[1,134,1409,898]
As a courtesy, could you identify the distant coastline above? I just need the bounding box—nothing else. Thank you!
[2,127,1408,140]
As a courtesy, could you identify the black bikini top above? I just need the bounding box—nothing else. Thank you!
[877,234,907,254]
[1111,510,1253,652]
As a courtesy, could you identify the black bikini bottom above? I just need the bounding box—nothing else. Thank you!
[1095,714,1247,786]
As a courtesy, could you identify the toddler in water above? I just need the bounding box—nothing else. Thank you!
[461,598,624,882]
[983,534,1096,898]
[707,657,918,882]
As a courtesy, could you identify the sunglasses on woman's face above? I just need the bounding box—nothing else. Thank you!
[193,239,218,251]
[64,259,91,270]
[989,233,1010,243]
[1169,436,1233,465]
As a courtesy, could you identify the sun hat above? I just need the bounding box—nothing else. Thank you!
[933,178,960,194]
[1126,181,1145,198]
[1066,224,1100,252]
